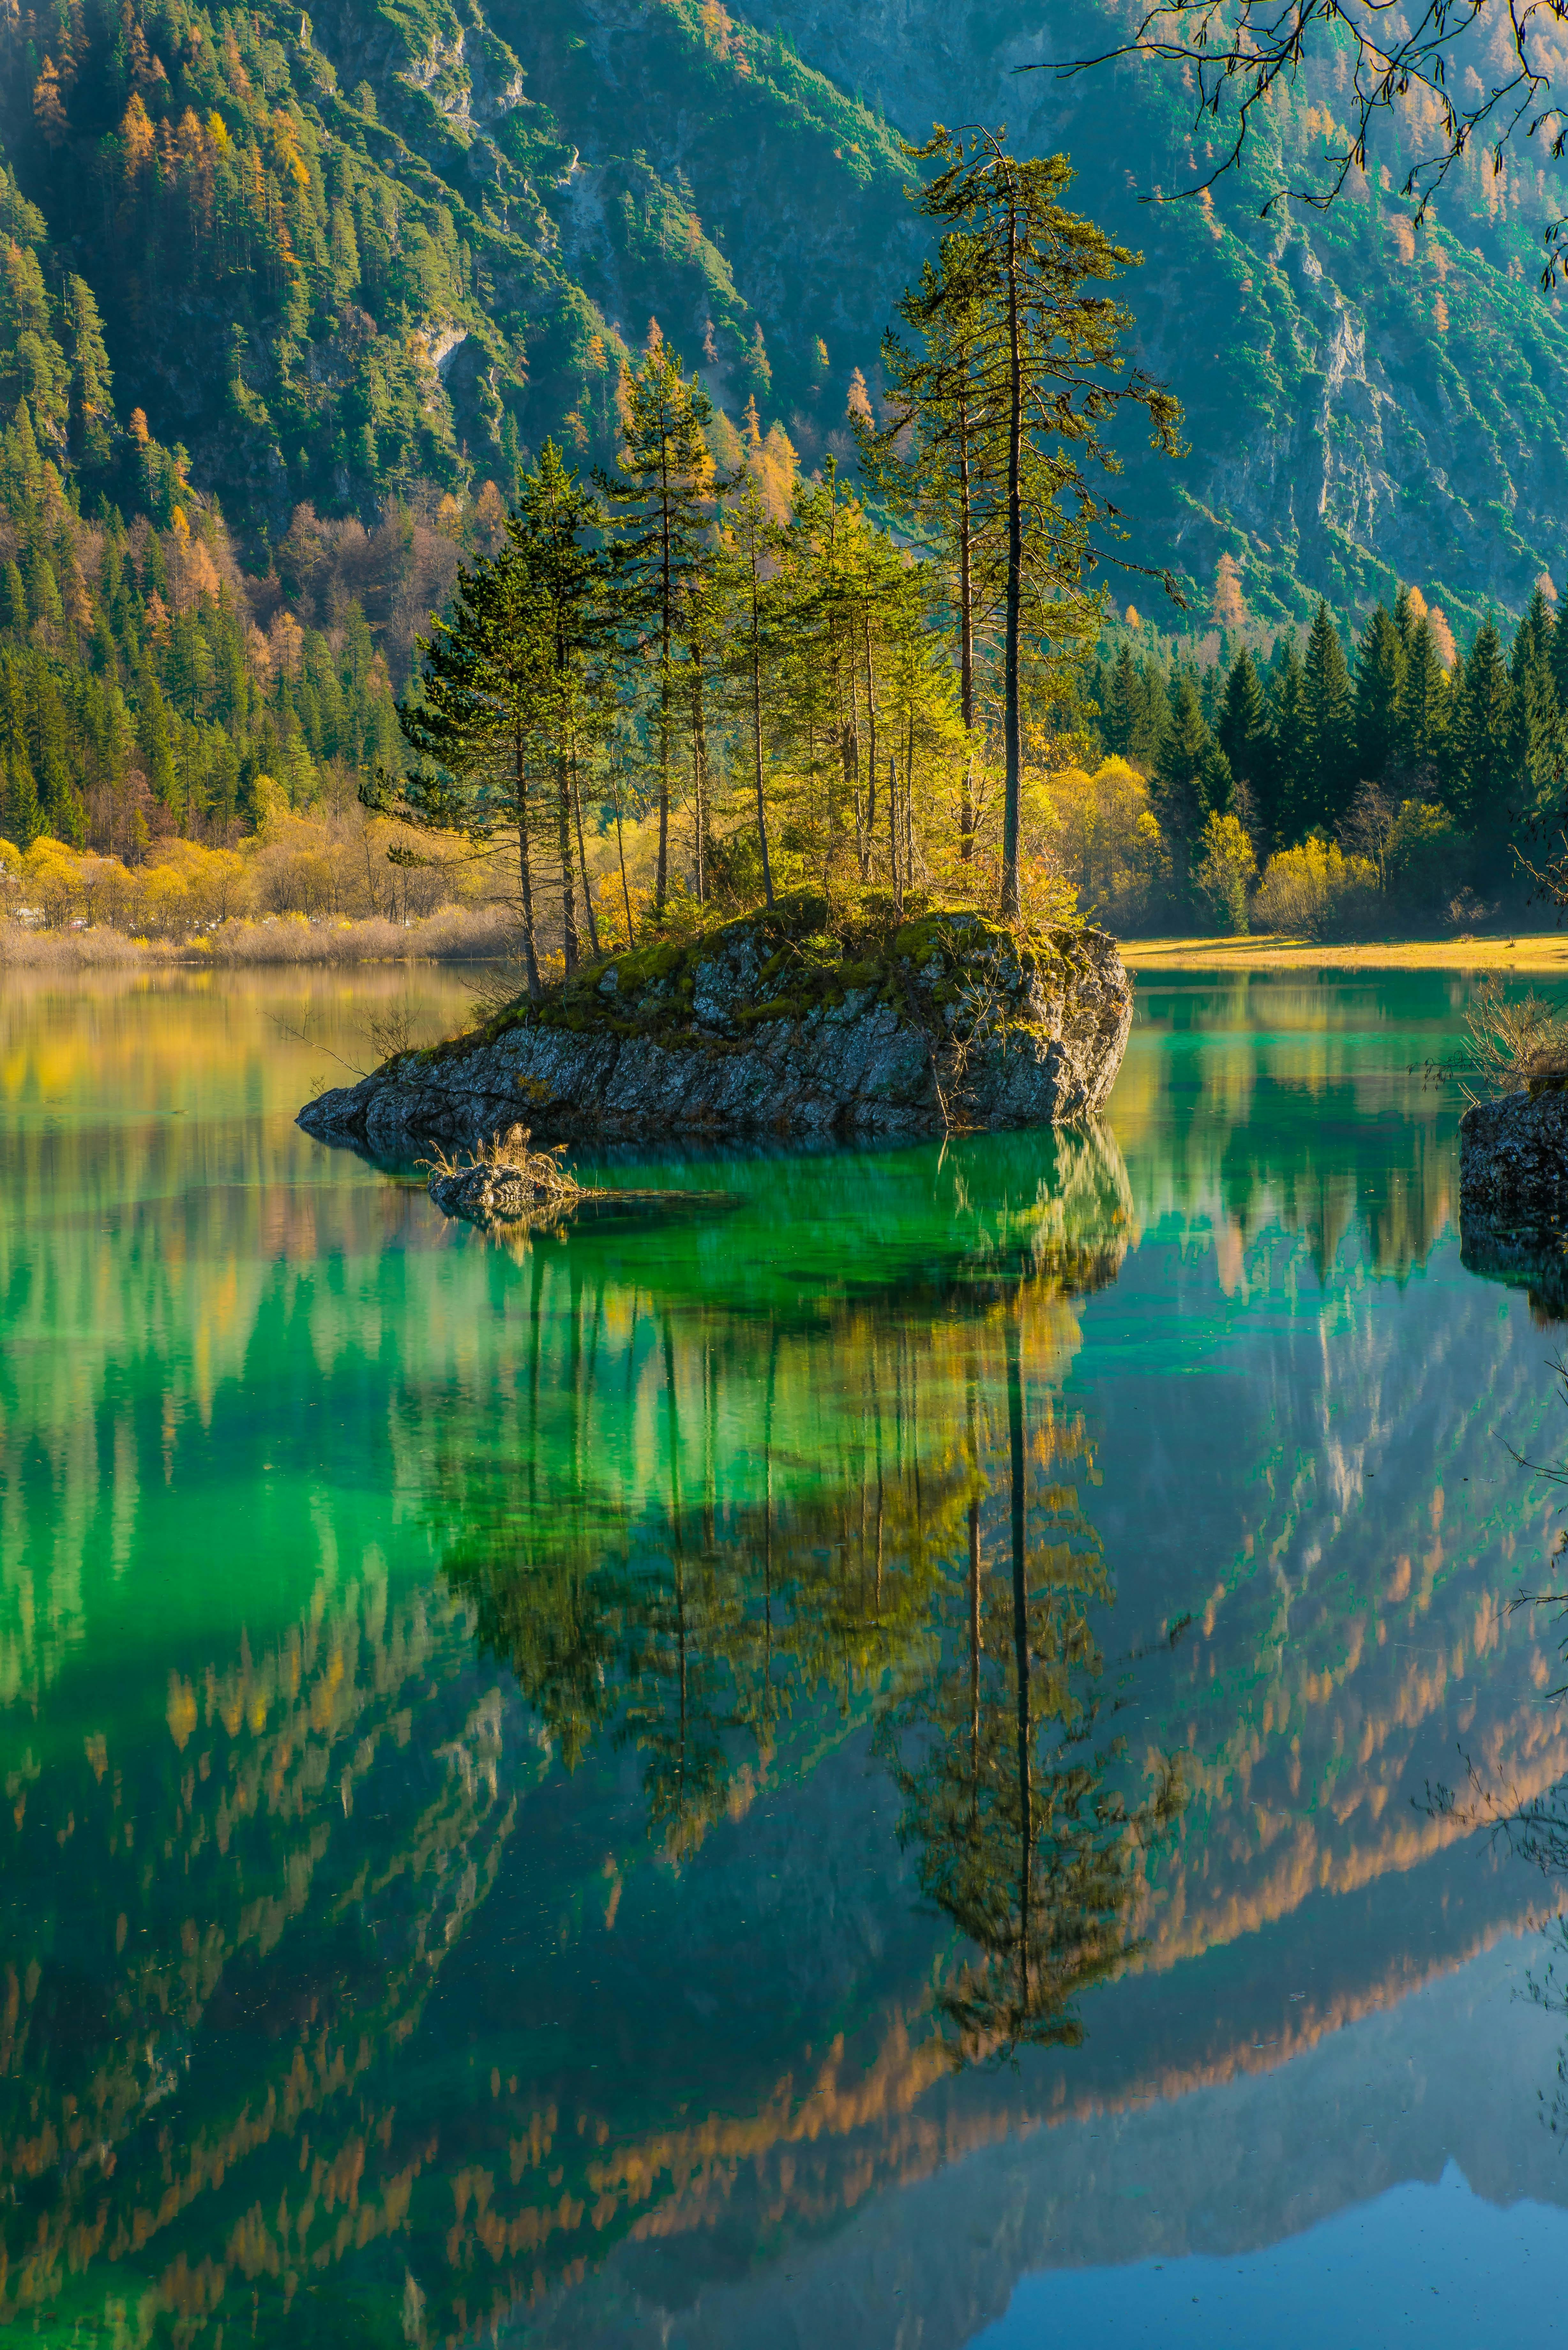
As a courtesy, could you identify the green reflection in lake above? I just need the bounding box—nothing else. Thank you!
[2,967,1567,2347]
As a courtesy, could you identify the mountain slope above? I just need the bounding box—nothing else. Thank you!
[2,0,1566,631]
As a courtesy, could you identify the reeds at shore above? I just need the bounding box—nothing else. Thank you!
[0,906,518,972]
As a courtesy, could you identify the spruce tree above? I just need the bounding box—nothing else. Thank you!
[1101,642,1140,757]
[507,441,607,970]
[1150,673,1213,888]
[715,468,779,908]
[1354,604,1404,785]
[1550,598,1568,719]
[1267,641,1309,844]
[1302,600,1355,830]
[1395,618,1448,787]
[1452,619,1514,845]
[860,248,993,859]
[1216,647,1269,807]
[1509,587,1564,815]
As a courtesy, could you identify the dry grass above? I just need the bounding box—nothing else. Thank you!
[1120,932,1568,972]
[0,905,518,970]
[1452,979,1568,1106]
[421,1126,583,1200]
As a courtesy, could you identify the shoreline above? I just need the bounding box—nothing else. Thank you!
[1120,933,1568,973]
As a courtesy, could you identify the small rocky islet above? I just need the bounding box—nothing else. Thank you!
[298,891,1134,1224]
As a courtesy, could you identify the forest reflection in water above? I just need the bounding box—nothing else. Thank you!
[5,969,1568,2346]
[439,1126,1180,2073]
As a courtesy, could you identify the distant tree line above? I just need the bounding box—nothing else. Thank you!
[1081,583,1568,931]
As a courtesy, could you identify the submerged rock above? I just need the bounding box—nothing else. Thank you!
[298,891,1133,1155]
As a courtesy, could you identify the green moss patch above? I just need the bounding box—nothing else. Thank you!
[418,888,1094,1067]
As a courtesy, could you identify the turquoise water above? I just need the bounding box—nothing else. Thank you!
[3,964,1568,2347]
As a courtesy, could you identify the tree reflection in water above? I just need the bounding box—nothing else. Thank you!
[1429,1348,1568,2132]
[444,1118,1182,2034]
[877,1307,1184,2067]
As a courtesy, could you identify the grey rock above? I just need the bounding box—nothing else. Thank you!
[1459,1085,1568,1320]
[1459,1084,1568,1227]
[298,913,1133,1157]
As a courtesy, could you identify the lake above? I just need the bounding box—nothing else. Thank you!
[4,963,1568,2349]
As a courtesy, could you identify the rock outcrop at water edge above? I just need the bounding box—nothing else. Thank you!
[1459,1083,1568,1320]
[297,893,1134,1153]
[1459,1084,1568,1229]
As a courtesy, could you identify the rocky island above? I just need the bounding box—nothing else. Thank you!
[297,893,1133,1158]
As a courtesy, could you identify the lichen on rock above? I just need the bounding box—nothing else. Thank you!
[298,889,1133,1156]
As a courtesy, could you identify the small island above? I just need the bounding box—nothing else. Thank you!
[297,890,1133,1159]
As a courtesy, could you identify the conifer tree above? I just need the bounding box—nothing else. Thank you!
[1267,641,1309,844]
[506,441,607,970]
[901,127,1180,917]
[1216,646,1269,811]
[1100,642,1140,757]
[1395,616,1448,788]
[1150,673,1213,889]
[1354,604,1404,785]
[1301,600,1355,831]
[1509,585,1564,814]
[1452,618,1514,843]
[372,446,606,997]
[600,337,720,916]
[862,247,992,859]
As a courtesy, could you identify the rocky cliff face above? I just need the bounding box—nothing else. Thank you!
[745,0,1568,625]
[7,0,1563,620]
[297,897,1133,1155]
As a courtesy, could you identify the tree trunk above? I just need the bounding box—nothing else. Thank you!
[615,797,635,946]
[888,753,901,911]
[570,745,599,954]
[690,642,707,906]
[556,748,579,973]
[958,399,978,862]
[863,612,879,878]
[751,561,775,908]
[1001,178,1024,921]
[514,730,542,1001]
[847,648,865,880]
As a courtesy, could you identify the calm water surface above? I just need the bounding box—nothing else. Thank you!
[4,964,1568,2347]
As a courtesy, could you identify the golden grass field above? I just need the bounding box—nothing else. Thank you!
[1120,932,1568,973]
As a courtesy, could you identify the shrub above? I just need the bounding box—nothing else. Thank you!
[1252,836,1381,939]
[1194,811,1256,935]
[1386,800,1469,911]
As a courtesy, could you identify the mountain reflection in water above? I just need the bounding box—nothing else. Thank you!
[1,967,1567,2346]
